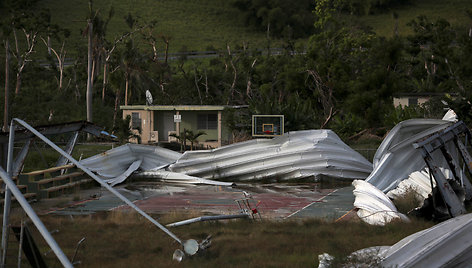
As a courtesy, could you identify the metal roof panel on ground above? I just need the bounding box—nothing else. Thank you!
[366,117,455,192]
[80,143,181,179]
[381,213,472,267]
[170,130,373,181]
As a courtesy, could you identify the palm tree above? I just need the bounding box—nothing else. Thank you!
[184,130,206,150]
[170,129,206,151]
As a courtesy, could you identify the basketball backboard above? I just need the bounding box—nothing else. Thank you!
[252,115,284,137]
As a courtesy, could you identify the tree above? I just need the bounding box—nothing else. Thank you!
[184,130,206,151]
[170,129,206,151]
[8,7,51,95]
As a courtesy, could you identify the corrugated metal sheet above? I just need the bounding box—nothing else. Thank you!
[169,130,373,181]
[136,170,233,186]
[352,180,409,225]
[319,213,472,267]
[365,118,454,192]
[386,169,439,203]
[381,213,472,267]
[80,144,181,178]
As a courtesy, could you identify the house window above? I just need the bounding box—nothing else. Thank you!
[131,112,141,129]
[197,114,217,130]
[408,98,418,106]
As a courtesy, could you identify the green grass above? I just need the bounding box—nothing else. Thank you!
[6,210,435,267]
[14,0,468,60]
[35,0,275,54]
[21,143,113,172]
[357,0,472,37]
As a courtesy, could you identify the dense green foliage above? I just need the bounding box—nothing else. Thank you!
[231,0,315,38]
[0,0,471,140]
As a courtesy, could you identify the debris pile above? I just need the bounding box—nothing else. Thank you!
[365,118,454,192]
[169,129,372,181]
[354,111,472,224]
[81,130,373,185]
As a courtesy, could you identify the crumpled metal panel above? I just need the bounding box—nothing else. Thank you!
[387,169,440,203]
[80,144,181,178]
[169,130,373,181]
[381,213,472,267]
[366,119,454,192]
[319,213,472,267]
[136,170,234,186]
[105,159,142,186]
[353,180,409,225]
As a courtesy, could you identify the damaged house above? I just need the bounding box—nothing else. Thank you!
[120,105,246,148]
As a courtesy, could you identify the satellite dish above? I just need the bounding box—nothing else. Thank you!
[145,90,153,105]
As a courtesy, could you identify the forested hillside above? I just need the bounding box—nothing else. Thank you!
[0,0,471,141]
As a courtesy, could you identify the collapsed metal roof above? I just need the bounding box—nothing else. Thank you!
[365,118,455,192]
[169,129,373,181]
[80,130,372,186]
[0,121,104,144]
[80,143,182,178]
[352,180,409,226]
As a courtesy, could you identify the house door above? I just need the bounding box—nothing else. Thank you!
[158,112,175,141]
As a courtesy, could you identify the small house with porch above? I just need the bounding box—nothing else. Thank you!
[120,105,241,148]
[393,92,456,108]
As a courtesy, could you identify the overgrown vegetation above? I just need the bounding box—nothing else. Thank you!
[5,210,434,267]
[0,0,471,140]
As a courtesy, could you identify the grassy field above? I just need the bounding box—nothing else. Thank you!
[357,0,472,37]
[4,210,434,267]
[35,0,275,54]
[32,0,472,56]
[20,142,114,172]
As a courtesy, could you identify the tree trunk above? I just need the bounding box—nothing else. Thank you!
[125,72,129,106]
[59,66,63,90]
[15,72,21,96]
[163,37,170,64]
[112,89,121,131]
[3,40,10,132]
[102,61,108,103]
[86,21,93,125]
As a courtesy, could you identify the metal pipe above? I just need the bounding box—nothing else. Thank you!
[13,139,31,177]
[12,118,183,245]
[17,222,24,268]
[1,121,15,265]
[0,167,72,267]
[56,131,78,168]
[167,214,249,227]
